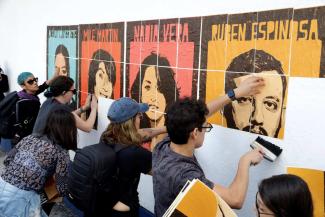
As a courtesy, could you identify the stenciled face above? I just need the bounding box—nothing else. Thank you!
[55,53,68,76]
[94,61,113,99]
[23,76,39,94]
[141,66,167,122]
[232,71,284,137]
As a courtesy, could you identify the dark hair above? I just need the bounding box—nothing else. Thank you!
[166,97,208,144]
[258,174,313,217]
[55,44,70,76]
[131,52,180,128]
[88,49,116,97]
[131,52,179,106]
[45,76,74,97]
[224,49,287,137]
[42,107,77,150]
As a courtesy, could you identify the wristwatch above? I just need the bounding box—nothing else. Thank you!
[227,89,236,101]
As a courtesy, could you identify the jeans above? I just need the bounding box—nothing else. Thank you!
[0,138,12,153]
[0,177,48,217]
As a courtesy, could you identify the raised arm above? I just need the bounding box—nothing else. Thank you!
[73,95,98,132]
[138,126,167,142]
[207,76,265,117]
[74,94,91,116]
[45,73,59,86]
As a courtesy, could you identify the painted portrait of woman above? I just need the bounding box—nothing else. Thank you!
[131,52,180,149]
[54,44,70,77]
[88,49,116,99]
[54,44,77,109]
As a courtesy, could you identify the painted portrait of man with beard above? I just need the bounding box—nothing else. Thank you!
[224,49,287,138]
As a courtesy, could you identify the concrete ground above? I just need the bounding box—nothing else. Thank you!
[0,151,78,217]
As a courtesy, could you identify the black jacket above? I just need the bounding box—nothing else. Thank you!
[0,82,48,140]
[0,73,9,102]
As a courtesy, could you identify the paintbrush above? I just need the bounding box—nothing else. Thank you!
[250,136,283,162]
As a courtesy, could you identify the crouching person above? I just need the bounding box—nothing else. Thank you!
[68,97,166,217]
[0,71,56,153]
[0,107,77,217]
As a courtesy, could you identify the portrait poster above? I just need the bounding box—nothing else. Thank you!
[126,18,200,150]
[201,10,292,139]
[47,25,78,108]
[126,19,159,99]
[126,19,161,150]
[176,17,201,98]
[291,6,325,78]
[126,18,201,108]
[200,14,228,125]
[287,167,325,217]
[79,22,124,107]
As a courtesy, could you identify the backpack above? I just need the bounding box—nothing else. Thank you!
[67,142,126,214]
[0,91,19,138]
[15,99,41,139]
[0,91,40,140]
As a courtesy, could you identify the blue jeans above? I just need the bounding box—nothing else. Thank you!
[0,177,48,217]
[0,138,12,153]
[63,197,84,217]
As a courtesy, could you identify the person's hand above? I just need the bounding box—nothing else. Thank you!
[241,147,264,166]
[90,94,98,111]
[47,72,60,85]
[234,76,265,98]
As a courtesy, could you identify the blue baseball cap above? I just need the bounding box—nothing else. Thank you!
[107,97,149,123]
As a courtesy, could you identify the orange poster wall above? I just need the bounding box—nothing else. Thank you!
[201,9,292,139]
[287,167,325,217]
[291,6,324,78]
[79,23,124,106]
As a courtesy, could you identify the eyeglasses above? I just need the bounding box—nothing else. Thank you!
[26,77,38,85]
[69,89,77,95]
[255,192,274,216]
[200,122,213,132]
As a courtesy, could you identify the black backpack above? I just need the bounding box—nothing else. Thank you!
[67,142,126,214]
[0,91,40,141]
[0,91,19,138]
[15,99,41,139]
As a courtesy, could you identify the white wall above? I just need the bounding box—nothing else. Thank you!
[1,0,325,216]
